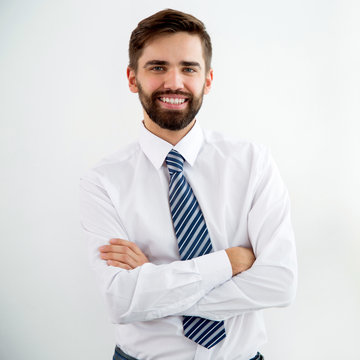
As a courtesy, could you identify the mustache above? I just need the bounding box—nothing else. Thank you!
[152,90,193,98]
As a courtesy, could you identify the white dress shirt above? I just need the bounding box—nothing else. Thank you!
[79,121,297,360]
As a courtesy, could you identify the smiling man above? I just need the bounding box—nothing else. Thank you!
[129,30,212,143]
[79,9,297,360]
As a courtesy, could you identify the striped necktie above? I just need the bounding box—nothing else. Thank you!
[165,149,226,349]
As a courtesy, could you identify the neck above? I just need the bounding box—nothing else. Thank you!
[143,116,196,146]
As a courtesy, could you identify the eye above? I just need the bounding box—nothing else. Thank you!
[151,66,165,71]
[183,67,196,73]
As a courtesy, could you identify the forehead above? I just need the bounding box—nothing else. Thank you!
[138,32,205,68]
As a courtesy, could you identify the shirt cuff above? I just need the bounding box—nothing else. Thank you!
[194,250,232,292]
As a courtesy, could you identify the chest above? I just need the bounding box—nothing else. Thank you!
[109,159,254,264]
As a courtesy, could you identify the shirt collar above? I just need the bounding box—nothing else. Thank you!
[139,121,204,170]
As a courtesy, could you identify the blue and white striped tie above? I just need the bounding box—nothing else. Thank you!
[165,149,226,349]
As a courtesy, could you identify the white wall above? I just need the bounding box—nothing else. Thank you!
[1,0,359,359]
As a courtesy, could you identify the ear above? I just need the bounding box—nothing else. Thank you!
[203,68,213,95]
[127,66,138,93]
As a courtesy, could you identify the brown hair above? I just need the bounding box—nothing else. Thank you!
[129,9,212,72]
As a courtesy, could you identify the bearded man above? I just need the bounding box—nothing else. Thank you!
[80,9,297,360]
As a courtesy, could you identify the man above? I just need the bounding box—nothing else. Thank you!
[79,9,297,360]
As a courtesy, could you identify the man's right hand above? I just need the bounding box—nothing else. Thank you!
[99,238,149,270]
[225,247,256,276]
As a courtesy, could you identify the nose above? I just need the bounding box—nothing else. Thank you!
[163,69,184,90]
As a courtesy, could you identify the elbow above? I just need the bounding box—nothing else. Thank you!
[278,283,296,308]
[276,267,297,307]
[101,272,137,325]
[92,261,145,324]
[287,275,297,305]
[104,288,156,324]
[254,265,297,309]
[98,265,158,325]
[105,290,133,324]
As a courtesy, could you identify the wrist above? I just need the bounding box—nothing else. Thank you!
[225,246,255,276]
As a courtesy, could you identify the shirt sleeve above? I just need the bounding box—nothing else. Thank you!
[181,149,297,321]
[79,172,232,324]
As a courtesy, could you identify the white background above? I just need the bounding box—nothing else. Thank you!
[1,0,359,359]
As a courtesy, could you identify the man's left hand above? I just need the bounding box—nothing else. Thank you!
[99,238,149,270]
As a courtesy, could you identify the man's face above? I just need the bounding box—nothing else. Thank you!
[127,32,213,131]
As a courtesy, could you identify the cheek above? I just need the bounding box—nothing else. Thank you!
[141,76,163,93]
[187,79,205,96]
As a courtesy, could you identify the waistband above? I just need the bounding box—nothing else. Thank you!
[113,346,264,360]
[113,346,138,360]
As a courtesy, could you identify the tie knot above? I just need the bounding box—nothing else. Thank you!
[166,149,184,175]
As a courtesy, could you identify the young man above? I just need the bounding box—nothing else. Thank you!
[79,9,297,360]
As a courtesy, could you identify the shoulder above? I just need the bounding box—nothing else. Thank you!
[200,129,276,190]
[80,141,141,185]
[202,129,269,163]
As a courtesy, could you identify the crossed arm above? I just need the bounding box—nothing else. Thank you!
[99,238,256,276]
[80,150,297,324]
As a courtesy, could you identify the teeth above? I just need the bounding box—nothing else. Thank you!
[160,97,186,104]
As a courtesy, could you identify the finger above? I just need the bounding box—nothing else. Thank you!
[109,238,143,255]
[101,252,138,268]
[107,260,132,270]
[99,244,113,253]
[105,239,149,267]
[101,250,148,268]
[100,245,140,264]
[109,238,128,245]
[99,244,133,254]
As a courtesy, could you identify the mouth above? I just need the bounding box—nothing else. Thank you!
[157,96,189,109]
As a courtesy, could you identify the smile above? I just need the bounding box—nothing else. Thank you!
[159,97,187,105]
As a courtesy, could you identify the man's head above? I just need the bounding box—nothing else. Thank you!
[128,9,212,73]
[127,9,213,135]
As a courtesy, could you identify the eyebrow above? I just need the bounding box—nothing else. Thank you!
[143,60,169,68]
[143,60,202,69]
[180,61,201,69]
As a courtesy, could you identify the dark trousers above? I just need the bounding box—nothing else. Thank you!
[113,345,264,360]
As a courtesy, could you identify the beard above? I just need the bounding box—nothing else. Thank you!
[137,83,205,131]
